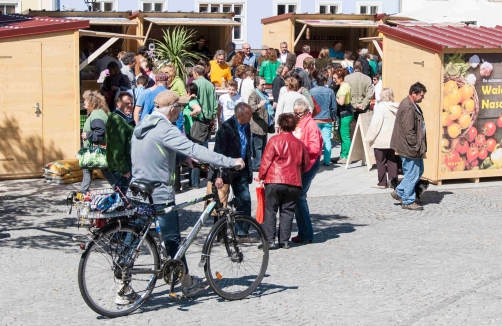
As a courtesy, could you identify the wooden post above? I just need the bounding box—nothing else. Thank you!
[79,37,120,71]
[293,23,307,48]
[372,39,383,59]
[143,22,153,44]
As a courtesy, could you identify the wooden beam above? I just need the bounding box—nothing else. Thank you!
[293,23,307,48]
[143,22,153,44]
[79,37,119,71]
[372,39,383,59]
[79,30,146,40]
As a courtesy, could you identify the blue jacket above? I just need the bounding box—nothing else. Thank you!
[309,86,337,120]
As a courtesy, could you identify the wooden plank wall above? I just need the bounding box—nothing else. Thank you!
[262,19,294,51]
[382,36,442,182]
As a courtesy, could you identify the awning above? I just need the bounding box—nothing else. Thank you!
[62,16,136,26]
[386,20,466,27]
[296,19,379,28]
[144,17,240,26]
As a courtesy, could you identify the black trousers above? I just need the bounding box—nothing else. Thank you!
[374,148,398,186]
[263,183,302,244]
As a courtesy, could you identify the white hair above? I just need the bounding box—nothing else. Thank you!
[155,106,171,116]
[293,99,309,112]
[360,48,368,57]
[380,88,395,102]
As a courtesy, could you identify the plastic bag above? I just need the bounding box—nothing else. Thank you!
[256,185,265,224]
[76,144,108,169]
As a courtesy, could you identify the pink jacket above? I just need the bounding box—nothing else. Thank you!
[293,113,323,172]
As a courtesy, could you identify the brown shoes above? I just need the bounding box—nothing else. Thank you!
[391,190,402,203]
[402,202,423,210]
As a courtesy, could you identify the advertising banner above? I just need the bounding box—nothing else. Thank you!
[441,53,502,173]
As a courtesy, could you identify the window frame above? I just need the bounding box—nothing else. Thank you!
[195,1,247,45]
[139,0,168,12]
[0,1,20,14]
[93,0,118,12]
[315,1,342,14]
[355,1,382,14]
[273,0,301,16]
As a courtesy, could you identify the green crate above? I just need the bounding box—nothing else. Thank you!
[80,115,87,130]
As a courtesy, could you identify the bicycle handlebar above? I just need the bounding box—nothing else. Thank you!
[190,161,244,172]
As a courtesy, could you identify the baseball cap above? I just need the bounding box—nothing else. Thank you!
[154,90,189,108]
[261,45,269,50]
[156,72,169,81]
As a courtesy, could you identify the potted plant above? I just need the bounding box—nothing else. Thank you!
[154,26,202,81]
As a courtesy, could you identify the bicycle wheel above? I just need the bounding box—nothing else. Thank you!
[204,215,269,300]
[78,223,159,318]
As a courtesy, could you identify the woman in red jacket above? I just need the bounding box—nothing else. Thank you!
[258,113,310,249]
[291,99,323,244]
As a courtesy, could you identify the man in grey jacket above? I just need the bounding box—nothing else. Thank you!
[130,90,245,298]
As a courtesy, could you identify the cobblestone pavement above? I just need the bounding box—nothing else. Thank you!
[1,180,502,325]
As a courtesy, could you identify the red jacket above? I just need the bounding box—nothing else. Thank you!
[258,132,310,187]
[293,113,323,171]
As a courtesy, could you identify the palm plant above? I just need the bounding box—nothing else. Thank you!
[154,26,202,81]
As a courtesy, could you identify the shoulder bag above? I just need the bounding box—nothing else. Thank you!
[189,100,211,145]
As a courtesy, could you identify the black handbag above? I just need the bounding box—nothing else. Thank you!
[189,104,211,145]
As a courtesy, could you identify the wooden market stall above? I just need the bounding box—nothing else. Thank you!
[0,14,88,179]
[379,24,502,184]
[261,13,390,58]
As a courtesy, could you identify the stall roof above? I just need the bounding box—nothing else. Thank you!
[0,14,89,40]
[144,17,240,26]
[262,13,381,25]
[59,16,136,26]
[386,20,467,27]
[297,19,379,28]
[379,25,502,53]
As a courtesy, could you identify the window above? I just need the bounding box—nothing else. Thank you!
[142,1,164,12]
[356,2,381,14]
[0,3,17,14]
[277,3,296,15]
[93,1,116,11]
[317,1,343,14]
[198,3,245,41]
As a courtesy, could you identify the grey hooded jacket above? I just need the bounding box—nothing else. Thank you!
[131,111,237,204]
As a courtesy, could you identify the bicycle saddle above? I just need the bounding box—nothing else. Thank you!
[129,180,162,195]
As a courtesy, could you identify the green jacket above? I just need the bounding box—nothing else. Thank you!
[82,109,108,147]
[259,60,281,84]
[105,111,133,174]
[193,77,218,120]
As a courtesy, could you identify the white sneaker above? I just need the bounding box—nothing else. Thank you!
[115,282,139,305]
[181,275,208,298]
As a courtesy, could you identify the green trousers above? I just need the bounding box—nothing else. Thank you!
[339,114,353,159]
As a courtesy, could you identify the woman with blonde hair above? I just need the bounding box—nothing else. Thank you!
[333,68,352,164]
[80,90,111,192]
[275,76,309,131]
[315,47,331,70]
[366,88,399,188]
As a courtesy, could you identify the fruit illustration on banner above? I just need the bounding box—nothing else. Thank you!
[441,52,502,173]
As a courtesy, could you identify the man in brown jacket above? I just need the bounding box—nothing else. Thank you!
[247,76,269,171]
[390,82,428,210]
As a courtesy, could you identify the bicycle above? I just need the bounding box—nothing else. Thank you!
[76,164,269,318]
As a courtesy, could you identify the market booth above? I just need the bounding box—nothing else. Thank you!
[261,13,388,58]
[0,15,88,179]
[379,24,502,184]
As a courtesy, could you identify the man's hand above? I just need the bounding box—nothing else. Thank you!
[186,157,198,168]
[81,132,88,140]
[235,158,245,170]
[259,99,266,108]
[215,178,224,189]
[123,172,131,178]
[273,102,277,108]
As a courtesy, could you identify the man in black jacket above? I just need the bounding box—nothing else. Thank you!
[208,102,253,239]
[356,48,371,76]
[390,82,428,211]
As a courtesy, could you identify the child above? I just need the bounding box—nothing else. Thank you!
[217,80,244,123]
[128,75,148,107]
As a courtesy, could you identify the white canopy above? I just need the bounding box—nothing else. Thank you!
[395,0,502,27]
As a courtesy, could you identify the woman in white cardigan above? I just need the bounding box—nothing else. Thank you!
[366,88,399,189]
[275,76,309,131]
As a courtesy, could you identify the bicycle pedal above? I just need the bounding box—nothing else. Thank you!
[169,292,183,300]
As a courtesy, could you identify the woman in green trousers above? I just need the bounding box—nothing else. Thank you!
[333,68,353,164]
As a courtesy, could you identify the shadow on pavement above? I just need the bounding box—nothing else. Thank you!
[420,190,454,206]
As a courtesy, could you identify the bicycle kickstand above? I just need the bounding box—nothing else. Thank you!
[169,271,182,300]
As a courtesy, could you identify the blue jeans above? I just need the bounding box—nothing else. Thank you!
[317,122,332,165]
[110,170,132,195]
[396,157,424,205]
[294,158,320,240]
[251,133,266,171]
[187,141,207,188]
[231,170,252,236]
[155,203,189,273]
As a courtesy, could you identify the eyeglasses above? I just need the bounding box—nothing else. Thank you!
[373,78,379,81]
[243,47,250,50]
[295,110,307,117]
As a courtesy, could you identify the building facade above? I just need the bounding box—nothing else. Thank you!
[9,0,400,48]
